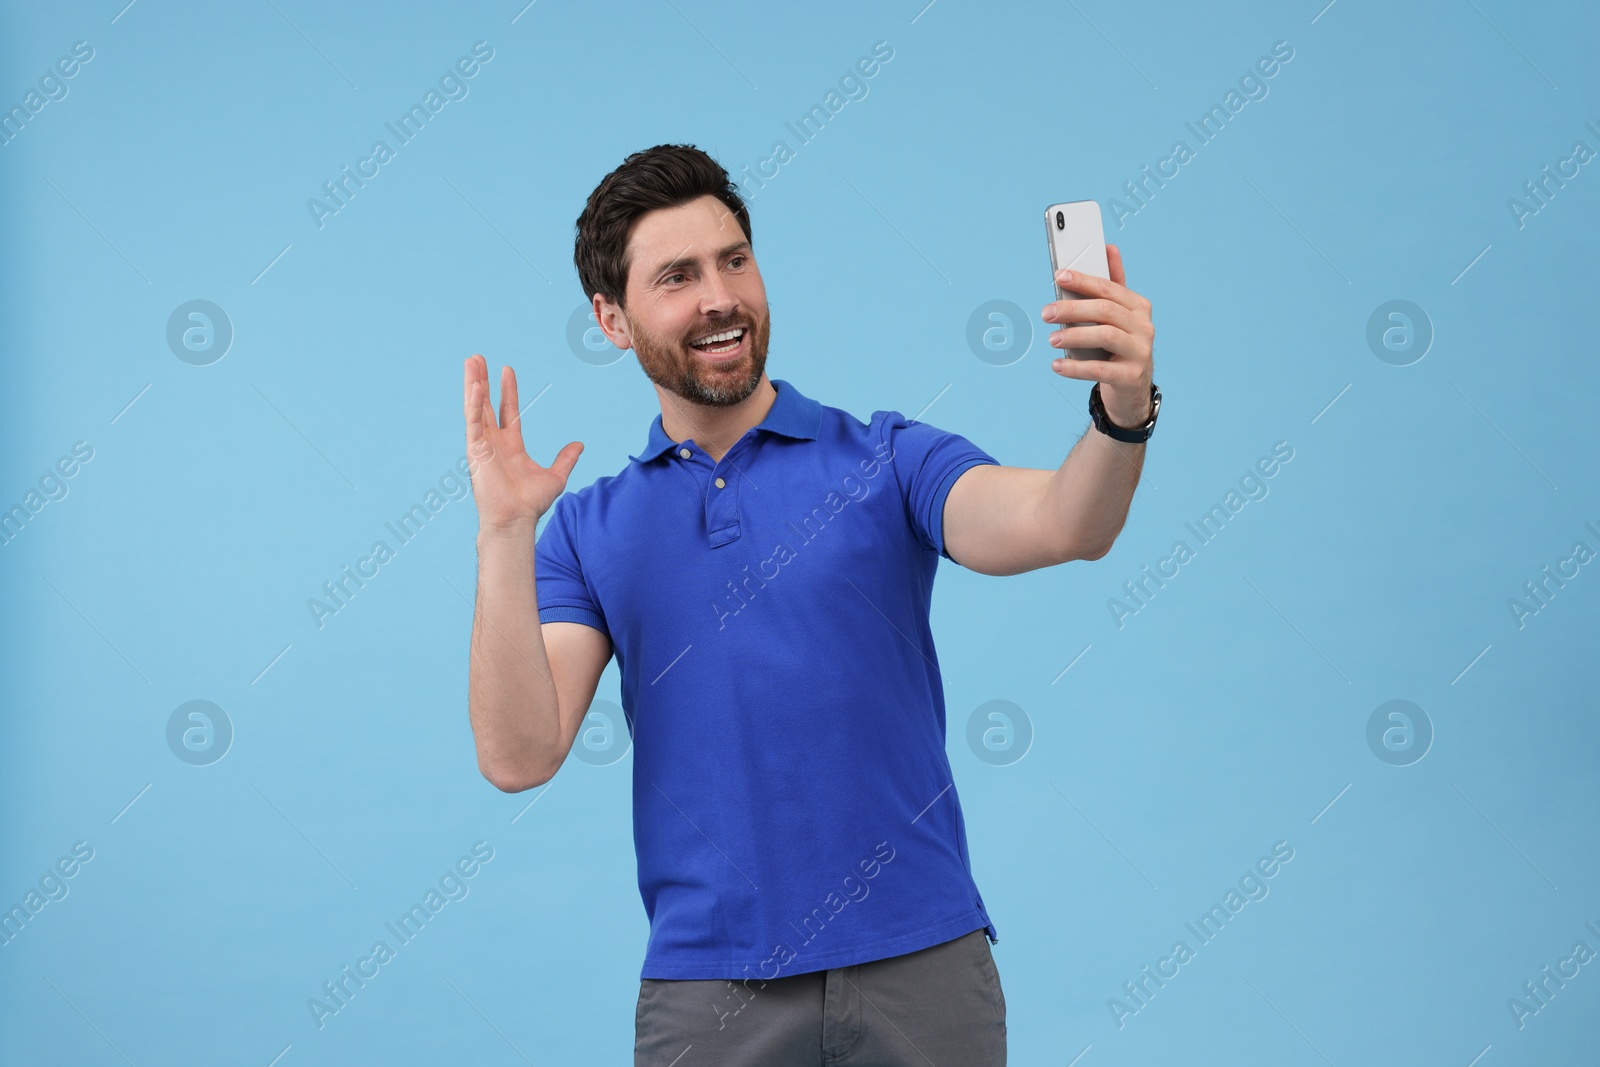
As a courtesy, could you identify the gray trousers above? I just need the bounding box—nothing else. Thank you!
[634,928,1006,1066]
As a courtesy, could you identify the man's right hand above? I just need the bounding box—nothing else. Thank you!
[463,354,583,535]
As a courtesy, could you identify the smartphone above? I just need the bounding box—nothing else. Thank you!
[1044,200,1113,360]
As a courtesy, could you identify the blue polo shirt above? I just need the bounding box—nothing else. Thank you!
[534,377,1000,981]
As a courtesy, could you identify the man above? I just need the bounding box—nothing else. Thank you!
[463,144,1158,1065]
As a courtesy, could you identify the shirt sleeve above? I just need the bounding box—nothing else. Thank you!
[878,411,999,564]
[533,492,611,640]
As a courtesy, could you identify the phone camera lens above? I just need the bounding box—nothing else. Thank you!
[1055,211,1065,230]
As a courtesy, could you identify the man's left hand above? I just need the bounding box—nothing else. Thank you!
[1041,243,1156,429]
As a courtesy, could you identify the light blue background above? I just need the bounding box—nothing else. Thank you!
[3,0,1597,1063]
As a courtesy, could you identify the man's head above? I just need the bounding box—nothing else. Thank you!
[574,144,770,407]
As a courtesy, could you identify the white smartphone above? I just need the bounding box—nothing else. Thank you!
[1044,200,1113,360]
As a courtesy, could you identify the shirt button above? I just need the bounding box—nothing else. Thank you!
[678,448,691,459]
[714,477,726,489]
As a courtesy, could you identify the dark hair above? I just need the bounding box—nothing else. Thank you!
[573,144,752,309]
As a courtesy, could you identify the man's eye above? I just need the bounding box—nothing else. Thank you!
[664,273,686,285]
[728,256,746,268]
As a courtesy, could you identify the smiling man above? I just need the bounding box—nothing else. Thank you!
[462,144,1159,1066]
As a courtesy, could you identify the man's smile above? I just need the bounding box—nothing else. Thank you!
[688,325,747,360]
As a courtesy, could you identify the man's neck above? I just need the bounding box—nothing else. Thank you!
[655,376,778,463]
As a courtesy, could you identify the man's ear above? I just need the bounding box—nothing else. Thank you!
[594,293,632,350]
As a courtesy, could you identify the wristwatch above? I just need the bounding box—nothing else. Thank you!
[1089,381,1161,443]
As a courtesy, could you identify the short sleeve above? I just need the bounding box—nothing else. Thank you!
[534,492,611,639]
[878,412,999,563]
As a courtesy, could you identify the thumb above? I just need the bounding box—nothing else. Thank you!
[549,441,584,483]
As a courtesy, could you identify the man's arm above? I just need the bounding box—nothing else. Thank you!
[462,354,608,791]
[942,244,1156,577]
[470,524,613,791]
[943,431,1145,575]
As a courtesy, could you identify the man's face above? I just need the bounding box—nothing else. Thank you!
[597,195,771,407]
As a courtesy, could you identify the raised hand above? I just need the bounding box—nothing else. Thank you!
[463,354,583,534]
[1041,243,1156,428]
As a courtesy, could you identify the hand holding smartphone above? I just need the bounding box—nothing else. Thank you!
[1044,200,1113,360]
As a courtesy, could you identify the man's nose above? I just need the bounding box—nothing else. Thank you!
[699,271,737,314]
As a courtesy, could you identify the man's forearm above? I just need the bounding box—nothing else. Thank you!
[1037,426,1145,561]
[468,525,562,790]
[1031,247,1156,562]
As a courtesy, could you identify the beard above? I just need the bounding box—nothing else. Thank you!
[629,307,771,407]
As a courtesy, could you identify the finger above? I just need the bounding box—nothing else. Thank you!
[465,361,484,437]
[464,378,497,477]
[1049,352,1145,388]
[465,355,493,424]
[1106,244,1127,287]
[1055,267,1147,315]
[1047,323,1138,361]
[1042,296,1140,335]
[467,376,497,442]
[1046,355,1112,382]
[548,440,585,482]
[467,376,501,477]
[481,371,501,433]
[469,359,500,436]
[499,364,525,444]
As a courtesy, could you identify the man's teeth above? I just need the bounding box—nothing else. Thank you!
[691,328,744,353]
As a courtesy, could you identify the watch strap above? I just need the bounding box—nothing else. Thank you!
[1089,382,1160,443]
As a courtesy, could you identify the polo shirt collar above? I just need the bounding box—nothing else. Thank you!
[630,378,822,464]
